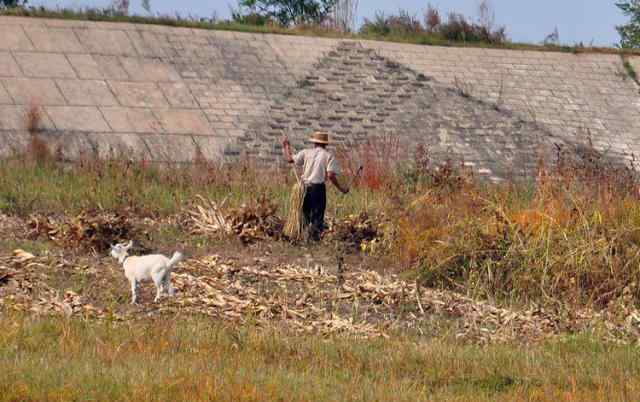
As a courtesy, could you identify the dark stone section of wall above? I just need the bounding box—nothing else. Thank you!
[239,42,555,179]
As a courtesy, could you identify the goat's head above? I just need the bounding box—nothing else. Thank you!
[110,240,133,262]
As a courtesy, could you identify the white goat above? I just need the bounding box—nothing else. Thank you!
[110,241,183,304]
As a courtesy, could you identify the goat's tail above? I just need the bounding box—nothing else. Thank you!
[167,251,184,270]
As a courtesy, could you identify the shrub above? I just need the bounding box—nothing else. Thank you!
[439,12,506,44]
[393,143,640,308]
[361,6,507,45]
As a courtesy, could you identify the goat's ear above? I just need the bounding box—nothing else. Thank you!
[125,240,133,249]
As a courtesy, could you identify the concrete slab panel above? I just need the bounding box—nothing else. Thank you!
[142,133,198,163]
[119,57,180,82]
[43,19,90,29]
[0,130,28,158]
[85,132,150,160]
[108,81,168,108]
[154,109,211,134]
[101,107,163,133]
[23,26,84,53]
[0,16,44,26]
[192,135,226,161]
[75,28,137,56]
[45,106,111,132]
[66,54,103,79]
[0,52,22,77]
[56,79,119,106]
[13,52,77,78]
[93,55,130,79]
[0,26,33,51]
[67,54,129,80]
[0,105,55,130]
[159,82,198,108]
[14,130,96,161]
[0,84,12,105]
[126,30,168,58]
[2,78,66,106]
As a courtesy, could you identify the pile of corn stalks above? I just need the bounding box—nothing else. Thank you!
[27,211,136,253]
[326,212,387,252]
[187,195,283,244]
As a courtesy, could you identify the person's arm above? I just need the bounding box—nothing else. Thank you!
[327,156,348,194]
[282,136,294,164]
[328,171,349,194]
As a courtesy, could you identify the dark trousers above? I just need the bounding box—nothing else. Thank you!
[302,183,326,241]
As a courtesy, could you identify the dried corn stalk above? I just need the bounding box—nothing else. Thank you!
[284,182,306,241]
[187,195,230,235]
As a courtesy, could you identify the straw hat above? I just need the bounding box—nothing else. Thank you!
[309,131,329,145]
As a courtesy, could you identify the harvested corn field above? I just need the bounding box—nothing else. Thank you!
[2,151,640,401]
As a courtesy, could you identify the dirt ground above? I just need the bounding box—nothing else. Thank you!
[2,212,640,345]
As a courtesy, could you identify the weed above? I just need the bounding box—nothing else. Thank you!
[453,75,474,98]
[621,54,640,86]
[24,101,52,165]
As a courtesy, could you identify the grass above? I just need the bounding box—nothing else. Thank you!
[0,313,639,402]
[0,157,383,218]
[1,6,638,56]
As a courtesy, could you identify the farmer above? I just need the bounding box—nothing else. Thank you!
[282,132,349,241]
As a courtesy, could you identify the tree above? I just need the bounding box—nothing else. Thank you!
[617,1,640,48]
[141,0,151,14]
[238,0,337,26]
[0,0,26,8]
[543,26,560,46]
[332,0,358,32]
[111,0,130,15]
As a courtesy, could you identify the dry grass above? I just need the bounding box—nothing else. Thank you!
[391,149,640,309]
[0,313,639,402]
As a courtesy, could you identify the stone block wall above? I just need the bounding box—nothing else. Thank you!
[0,16,638,179]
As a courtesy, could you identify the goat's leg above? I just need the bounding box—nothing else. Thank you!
[130,279,138,305]
[153,278,162,302]
[163,275,175,296]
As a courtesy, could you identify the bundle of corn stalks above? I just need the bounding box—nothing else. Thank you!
[283,164,307,241]
[283,181,306,241]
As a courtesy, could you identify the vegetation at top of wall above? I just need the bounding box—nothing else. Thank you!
[616,0,640,48]
[1,5,639,56]
[236,0,337,27]
[359,4,507,46]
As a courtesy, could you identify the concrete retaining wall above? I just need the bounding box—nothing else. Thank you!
[1,16,639,179]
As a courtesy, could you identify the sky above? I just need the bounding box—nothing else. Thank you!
[31,0,628,47]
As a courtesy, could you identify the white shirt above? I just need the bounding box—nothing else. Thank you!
[293,147,340,185]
